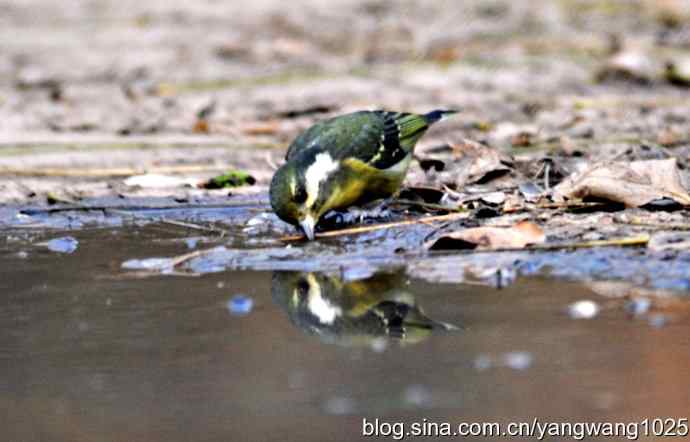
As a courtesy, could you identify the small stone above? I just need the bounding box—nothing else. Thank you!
[568,300,600,319]
[184,238,199,249]
[323,396,356,415]
[45,236,79,254]
[227,295,253,316]
[370,338,387,353]
[503,351,533,370]
[625,297,651,317]
[402,384,432,408]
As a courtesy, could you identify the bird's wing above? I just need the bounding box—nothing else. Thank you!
[286,111,433,170]
[353,111,430,170]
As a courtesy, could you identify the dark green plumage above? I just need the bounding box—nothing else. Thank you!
[271,271,459,346]
[285,110,455,168]
[270,109,457,239]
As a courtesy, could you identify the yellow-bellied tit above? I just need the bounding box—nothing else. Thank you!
[271,271,459,347]
[269,109,458,240]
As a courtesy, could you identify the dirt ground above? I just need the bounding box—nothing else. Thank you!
[2,0,690,203]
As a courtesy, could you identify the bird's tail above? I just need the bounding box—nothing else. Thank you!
[423,109,460,124]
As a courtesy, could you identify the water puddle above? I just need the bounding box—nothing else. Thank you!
[3,226,690,440]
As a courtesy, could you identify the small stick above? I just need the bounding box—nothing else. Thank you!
[155,219,228,236]
[530,234,650,250]
[389,199,458,211]
[616,217,690,230]
[280,212,470,241]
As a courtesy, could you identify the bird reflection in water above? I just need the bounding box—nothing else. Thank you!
[272,271,459,348]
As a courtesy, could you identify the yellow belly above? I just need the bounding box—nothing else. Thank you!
[322,155,411,213]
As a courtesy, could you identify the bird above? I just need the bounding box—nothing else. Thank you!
[269,109,458,240]
[271,271,459,347]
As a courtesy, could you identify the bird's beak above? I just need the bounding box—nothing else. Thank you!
[300,215,316,241]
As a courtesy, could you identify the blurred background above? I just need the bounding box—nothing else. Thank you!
[2,0,690,202]
[2,0,689,138]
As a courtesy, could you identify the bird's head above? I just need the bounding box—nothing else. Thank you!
[269,149,339,240]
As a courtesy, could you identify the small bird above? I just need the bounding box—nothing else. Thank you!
[270,109,457,240]
[272,271,459,346]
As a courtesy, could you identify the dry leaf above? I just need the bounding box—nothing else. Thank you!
[425,221,546,251]
[448,139,514,186]
[553,158,690,207]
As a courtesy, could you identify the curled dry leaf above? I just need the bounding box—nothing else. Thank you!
[553,158,690,208]
[425,221,546,251]
[447,139,514,187]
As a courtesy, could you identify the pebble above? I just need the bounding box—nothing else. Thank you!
[184,238,199,249]
[227,295,253,316]
[323,396,356,415]
[45,236,79,254]
[568,300,600,319]
[503,351,533,370]
[625,297,651,317]
[403,384,432,408]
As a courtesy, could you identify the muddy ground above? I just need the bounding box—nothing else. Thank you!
[3,0,690,279]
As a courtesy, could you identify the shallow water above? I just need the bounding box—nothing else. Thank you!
[3,227,690,442]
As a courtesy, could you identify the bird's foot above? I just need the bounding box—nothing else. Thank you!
[319,201,393,229]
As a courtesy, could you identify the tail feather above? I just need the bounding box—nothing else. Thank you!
[423,109,460,124]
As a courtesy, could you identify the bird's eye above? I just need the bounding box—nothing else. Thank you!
[294,186,307,204]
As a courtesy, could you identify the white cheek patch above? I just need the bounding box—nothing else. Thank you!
[306,274,341,324]
[304,152,339,208]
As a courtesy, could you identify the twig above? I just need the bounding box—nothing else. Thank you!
[530,234,650,250]
[155,219,228,236]
[169,249,209,267]
[616,217,690,230]
[280,212,470,241]
[389,199,458,212]
[535,201,607,210]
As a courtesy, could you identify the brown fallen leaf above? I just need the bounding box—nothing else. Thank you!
[447,139,514,186]
[553,158,690,208]
[425,221,546,251]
